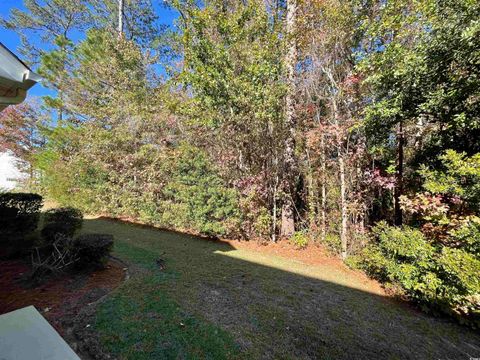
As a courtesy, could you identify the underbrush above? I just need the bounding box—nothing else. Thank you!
[348,221,480,328]
[41,143,241,238]
[290,231,309,249]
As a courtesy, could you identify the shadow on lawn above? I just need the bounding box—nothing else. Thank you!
[82,218,480,360]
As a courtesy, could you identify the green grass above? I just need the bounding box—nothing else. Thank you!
[83,218,480,359]
[93,239,241,359]
[96,273,240,360]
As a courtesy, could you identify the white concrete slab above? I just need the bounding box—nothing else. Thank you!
[0,306,80,360]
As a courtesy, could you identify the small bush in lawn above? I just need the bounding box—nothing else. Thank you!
[74,234,113,268]
[0,193,43,255]
[290,231,309,249]
[253,209,272,239]
[42,207,83,243]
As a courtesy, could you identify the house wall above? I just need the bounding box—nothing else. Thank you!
[0,151,22,190]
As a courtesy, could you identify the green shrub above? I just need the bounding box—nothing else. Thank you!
[44,207,83,230]
[290,231,309,249]
[436,247,480,324]
[438,248,480,296]
[450,221,480,256]
[253,209,272,239]
[0,193,43,255]
[163,144,240,237]
[323,233,341,253]
[355,221,480,327]
[41,223,76,242]
[74,233,113,268]
[158,201,192,230]
[42,207,83,242]
[348,245,391,280]
[372,222,435,266]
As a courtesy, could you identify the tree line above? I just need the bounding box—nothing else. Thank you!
[1,0,479,324]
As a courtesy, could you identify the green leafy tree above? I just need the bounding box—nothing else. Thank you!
[420,150,480,214]
[173,0,286,238]
[0,0,91,63]
[360,0,480,224]
[163,144,240,236]
[89,0,162,48]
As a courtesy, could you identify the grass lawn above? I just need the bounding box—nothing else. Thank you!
[82,218,480,360]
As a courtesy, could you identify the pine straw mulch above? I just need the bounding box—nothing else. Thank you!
[0,257,127,359]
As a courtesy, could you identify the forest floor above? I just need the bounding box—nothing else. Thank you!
[77,217,480,360]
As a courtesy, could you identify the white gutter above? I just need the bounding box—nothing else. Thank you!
[0,42,41,111]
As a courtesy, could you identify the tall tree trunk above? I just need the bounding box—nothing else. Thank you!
[330,93,348,259]
[414,117,424,150]
[394,120,404,226]
[338,147,348,260]
[281,0,297,238]
[356,163,366,234]
[272,175,279,242]
[118,0,124,36]
[306,149,316,227]
[321,132,327,242]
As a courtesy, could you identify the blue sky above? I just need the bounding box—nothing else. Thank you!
[0,0,47,97]
[0,0,178,98]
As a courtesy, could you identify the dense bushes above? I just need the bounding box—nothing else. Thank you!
[39,139,241,237]
[41,207,83,242]
[349,151,480,327]
[0,198,114,277]
[31,232,114,278]
[74,234,114,268]
[161,144,240,236]
[39,207,113,271]
[351,222,480,327]
[451,222,480,257]
[44,207,83,231]
[133,144,241,236]
[32,207,113,277]
[0,193,43,255]
[0,194,112,275]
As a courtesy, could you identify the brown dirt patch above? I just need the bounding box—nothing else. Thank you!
[0,258,126,335]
